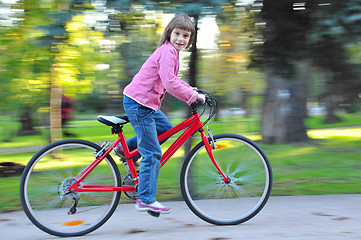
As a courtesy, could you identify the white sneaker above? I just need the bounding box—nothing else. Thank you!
[135,199,171,214]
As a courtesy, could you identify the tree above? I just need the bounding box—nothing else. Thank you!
[198,2,265,118]
[250,0,310,143]
[0,0,121,141]
[106,9,161,112]
[0,0,55,136]
[250,0,361,142]
[308,0,361,121]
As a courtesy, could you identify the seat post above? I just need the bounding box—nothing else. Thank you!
[111,125,123,134]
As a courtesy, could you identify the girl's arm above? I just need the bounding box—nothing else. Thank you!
[158,47,198,105]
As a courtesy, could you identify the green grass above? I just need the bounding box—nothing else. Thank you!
[260,131,361,196]
[0,113,360,213]
[1,113,360,148]
[305,113,361,129]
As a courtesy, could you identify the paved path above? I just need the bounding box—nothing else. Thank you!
[1,194,360,240]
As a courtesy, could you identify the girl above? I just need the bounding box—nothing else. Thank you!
[121,14,205,214]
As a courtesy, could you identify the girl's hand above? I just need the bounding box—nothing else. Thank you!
[197,93,206,104]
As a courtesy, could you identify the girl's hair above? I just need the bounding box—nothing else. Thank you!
[158,14,195,49]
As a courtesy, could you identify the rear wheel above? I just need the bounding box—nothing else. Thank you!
[181,134,272,225]
[20,139,121,237]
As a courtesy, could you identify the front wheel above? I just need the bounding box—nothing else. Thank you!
[180,134,272,225]
[19,139,121,237]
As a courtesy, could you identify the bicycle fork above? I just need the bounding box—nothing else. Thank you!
[200,129,230,184]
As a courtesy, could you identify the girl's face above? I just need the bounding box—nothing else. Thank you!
[170,28,191,52]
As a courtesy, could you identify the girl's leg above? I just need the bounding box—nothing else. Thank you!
[128,109,173,148]
[123,96,162,204]
[116,109,173,162]
[154,110,173,138]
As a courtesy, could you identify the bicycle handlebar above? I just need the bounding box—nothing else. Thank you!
[191,89,217,126]
[191,89,211,106]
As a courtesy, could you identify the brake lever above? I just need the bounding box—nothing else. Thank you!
[205,96,212,106]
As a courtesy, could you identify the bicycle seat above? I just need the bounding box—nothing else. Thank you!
[97,115,130,127]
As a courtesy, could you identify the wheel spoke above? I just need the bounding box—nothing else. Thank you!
[181,134,272,225]
[20,140,121,237]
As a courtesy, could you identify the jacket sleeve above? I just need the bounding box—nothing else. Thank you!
[158,46,198,105]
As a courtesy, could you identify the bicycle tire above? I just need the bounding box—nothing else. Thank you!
[180,133,272,225]
[20,139,121,237]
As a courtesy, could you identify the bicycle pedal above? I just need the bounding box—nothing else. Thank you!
[147,211,160,218]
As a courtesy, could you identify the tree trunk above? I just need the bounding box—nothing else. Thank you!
[261,74,308,144]
[241,89,250,118]
[322,68,342,124]
[188,15,198,88]
[17,110,37,136]
[50,84,62,143]
[184,15,199,156]
[296,61,309,118]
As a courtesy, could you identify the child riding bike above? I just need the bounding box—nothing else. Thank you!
[115,14,205,214]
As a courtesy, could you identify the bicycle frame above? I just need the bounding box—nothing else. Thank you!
[69,110,229,193]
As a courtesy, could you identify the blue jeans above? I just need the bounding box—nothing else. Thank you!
[123,96,173,204]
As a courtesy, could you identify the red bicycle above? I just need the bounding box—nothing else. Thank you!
[20,91,272,237]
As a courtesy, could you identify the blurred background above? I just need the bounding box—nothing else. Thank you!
[0,0,360,212]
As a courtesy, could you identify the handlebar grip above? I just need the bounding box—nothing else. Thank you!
[191,89,214,108]
[191,98,204,109]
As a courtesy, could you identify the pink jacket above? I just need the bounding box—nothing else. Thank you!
[123,42,198,110]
